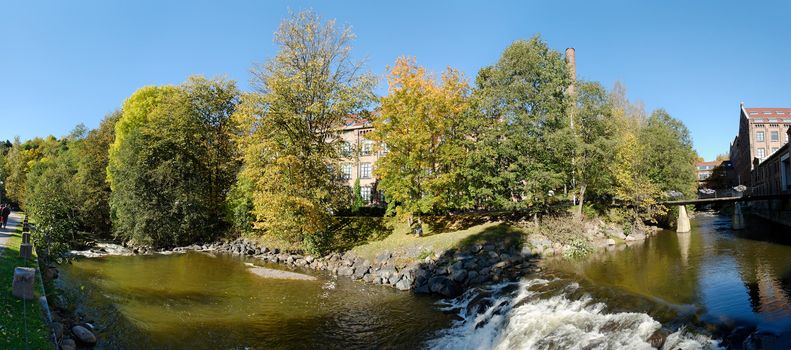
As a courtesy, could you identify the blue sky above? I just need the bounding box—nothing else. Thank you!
[1,1,789,160]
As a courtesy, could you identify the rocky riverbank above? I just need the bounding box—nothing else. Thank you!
[40,263,99,350]
[201,237,540,297]
[166,219,659,298]
[64,218,661,299]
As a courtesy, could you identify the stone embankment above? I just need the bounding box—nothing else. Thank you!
[65,219,661,301]
[173,239,539,298]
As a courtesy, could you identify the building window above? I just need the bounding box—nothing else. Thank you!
[361,186,371,203]
[757,148,765,158]
[378,143,389,156]
[360,163,371,178]
[771,131,779,141]
[361,140,373,156]
[772,147,779,154]
[756,131,765,141]
[341,163,352,180]
[341,142,352,157]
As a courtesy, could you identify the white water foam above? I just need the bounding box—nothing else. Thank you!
[426,278,720,350]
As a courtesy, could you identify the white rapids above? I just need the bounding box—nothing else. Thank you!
[426,278,721,350]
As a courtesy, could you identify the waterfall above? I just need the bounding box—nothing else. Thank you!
[426,278,721,350]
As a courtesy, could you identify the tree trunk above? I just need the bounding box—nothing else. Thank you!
[576,184,586,219]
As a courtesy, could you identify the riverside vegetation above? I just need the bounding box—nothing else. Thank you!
[0,9,699,349]
[0,10,697,261]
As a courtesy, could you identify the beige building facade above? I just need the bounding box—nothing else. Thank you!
[337,116,385,205]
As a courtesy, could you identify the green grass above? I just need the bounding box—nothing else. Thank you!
[352,220,526,261]
[0,228,52,349]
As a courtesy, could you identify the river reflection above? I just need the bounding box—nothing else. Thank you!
[546,212,791,337]
[57,252,454,349]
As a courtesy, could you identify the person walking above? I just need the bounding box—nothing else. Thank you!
[1,204,10,229]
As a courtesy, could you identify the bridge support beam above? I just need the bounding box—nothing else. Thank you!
[676,205,691,233]
[732,202,746,230]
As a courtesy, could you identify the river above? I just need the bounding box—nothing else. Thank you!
[57,212,791,349]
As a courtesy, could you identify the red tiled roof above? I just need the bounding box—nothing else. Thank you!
[338,109,381,130]
[744,107,791,119]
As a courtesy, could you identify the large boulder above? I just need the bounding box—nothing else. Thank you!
[377,266,398,281]
[395,274,413,291]
[337,266,355,276]
[71,325,97,345]
[428,276,462,297]
[352,264,370,280]
[625,232,646,241]
[450,269,468,283]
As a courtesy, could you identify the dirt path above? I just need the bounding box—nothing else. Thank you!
[0,212,23,253]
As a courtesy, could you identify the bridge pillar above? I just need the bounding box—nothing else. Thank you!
[732,202,746,230]
[676,205,691,233]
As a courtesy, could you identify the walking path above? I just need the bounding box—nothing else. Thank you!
[0,211,23,253]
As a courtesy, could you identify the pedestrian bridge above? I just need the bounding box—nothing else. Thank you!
[664,193,791,233]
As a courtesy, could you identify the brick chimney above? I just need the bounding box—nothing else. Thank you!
[566,48,576,96]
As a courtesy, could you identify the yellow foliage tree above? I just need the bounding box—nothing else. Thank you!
[370,57,471,226]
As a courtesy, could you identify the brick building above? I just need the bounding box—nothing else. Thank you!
[750,143,791,196]
[729,103,791,186]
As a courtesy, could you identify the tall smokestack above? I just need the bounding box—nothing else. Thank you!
[565,47,576,96]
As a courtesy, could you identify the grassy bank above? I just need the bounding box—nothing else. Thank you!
[353,220,526,261]
[0,228,52,349]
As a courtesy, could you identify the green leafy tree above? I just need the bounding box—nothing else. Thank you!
[640,109,697,197]
[109,77,240,247]
[467,36,573,211]
[72,111,121,236]
[352,178,364,212]
[370,57,472,225]
[573,81,618,216]
[234,10,375,252]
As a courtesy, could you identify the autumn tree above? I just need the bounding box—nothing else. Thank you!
[24,132,81,261]
[234,10,375,252]
[369,57,471,227]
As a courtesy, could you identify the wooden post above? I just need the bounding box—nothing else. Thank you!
[676,205,691,233]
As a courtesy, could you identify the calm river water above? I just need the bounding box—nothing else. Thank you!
[58,212,791,349]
